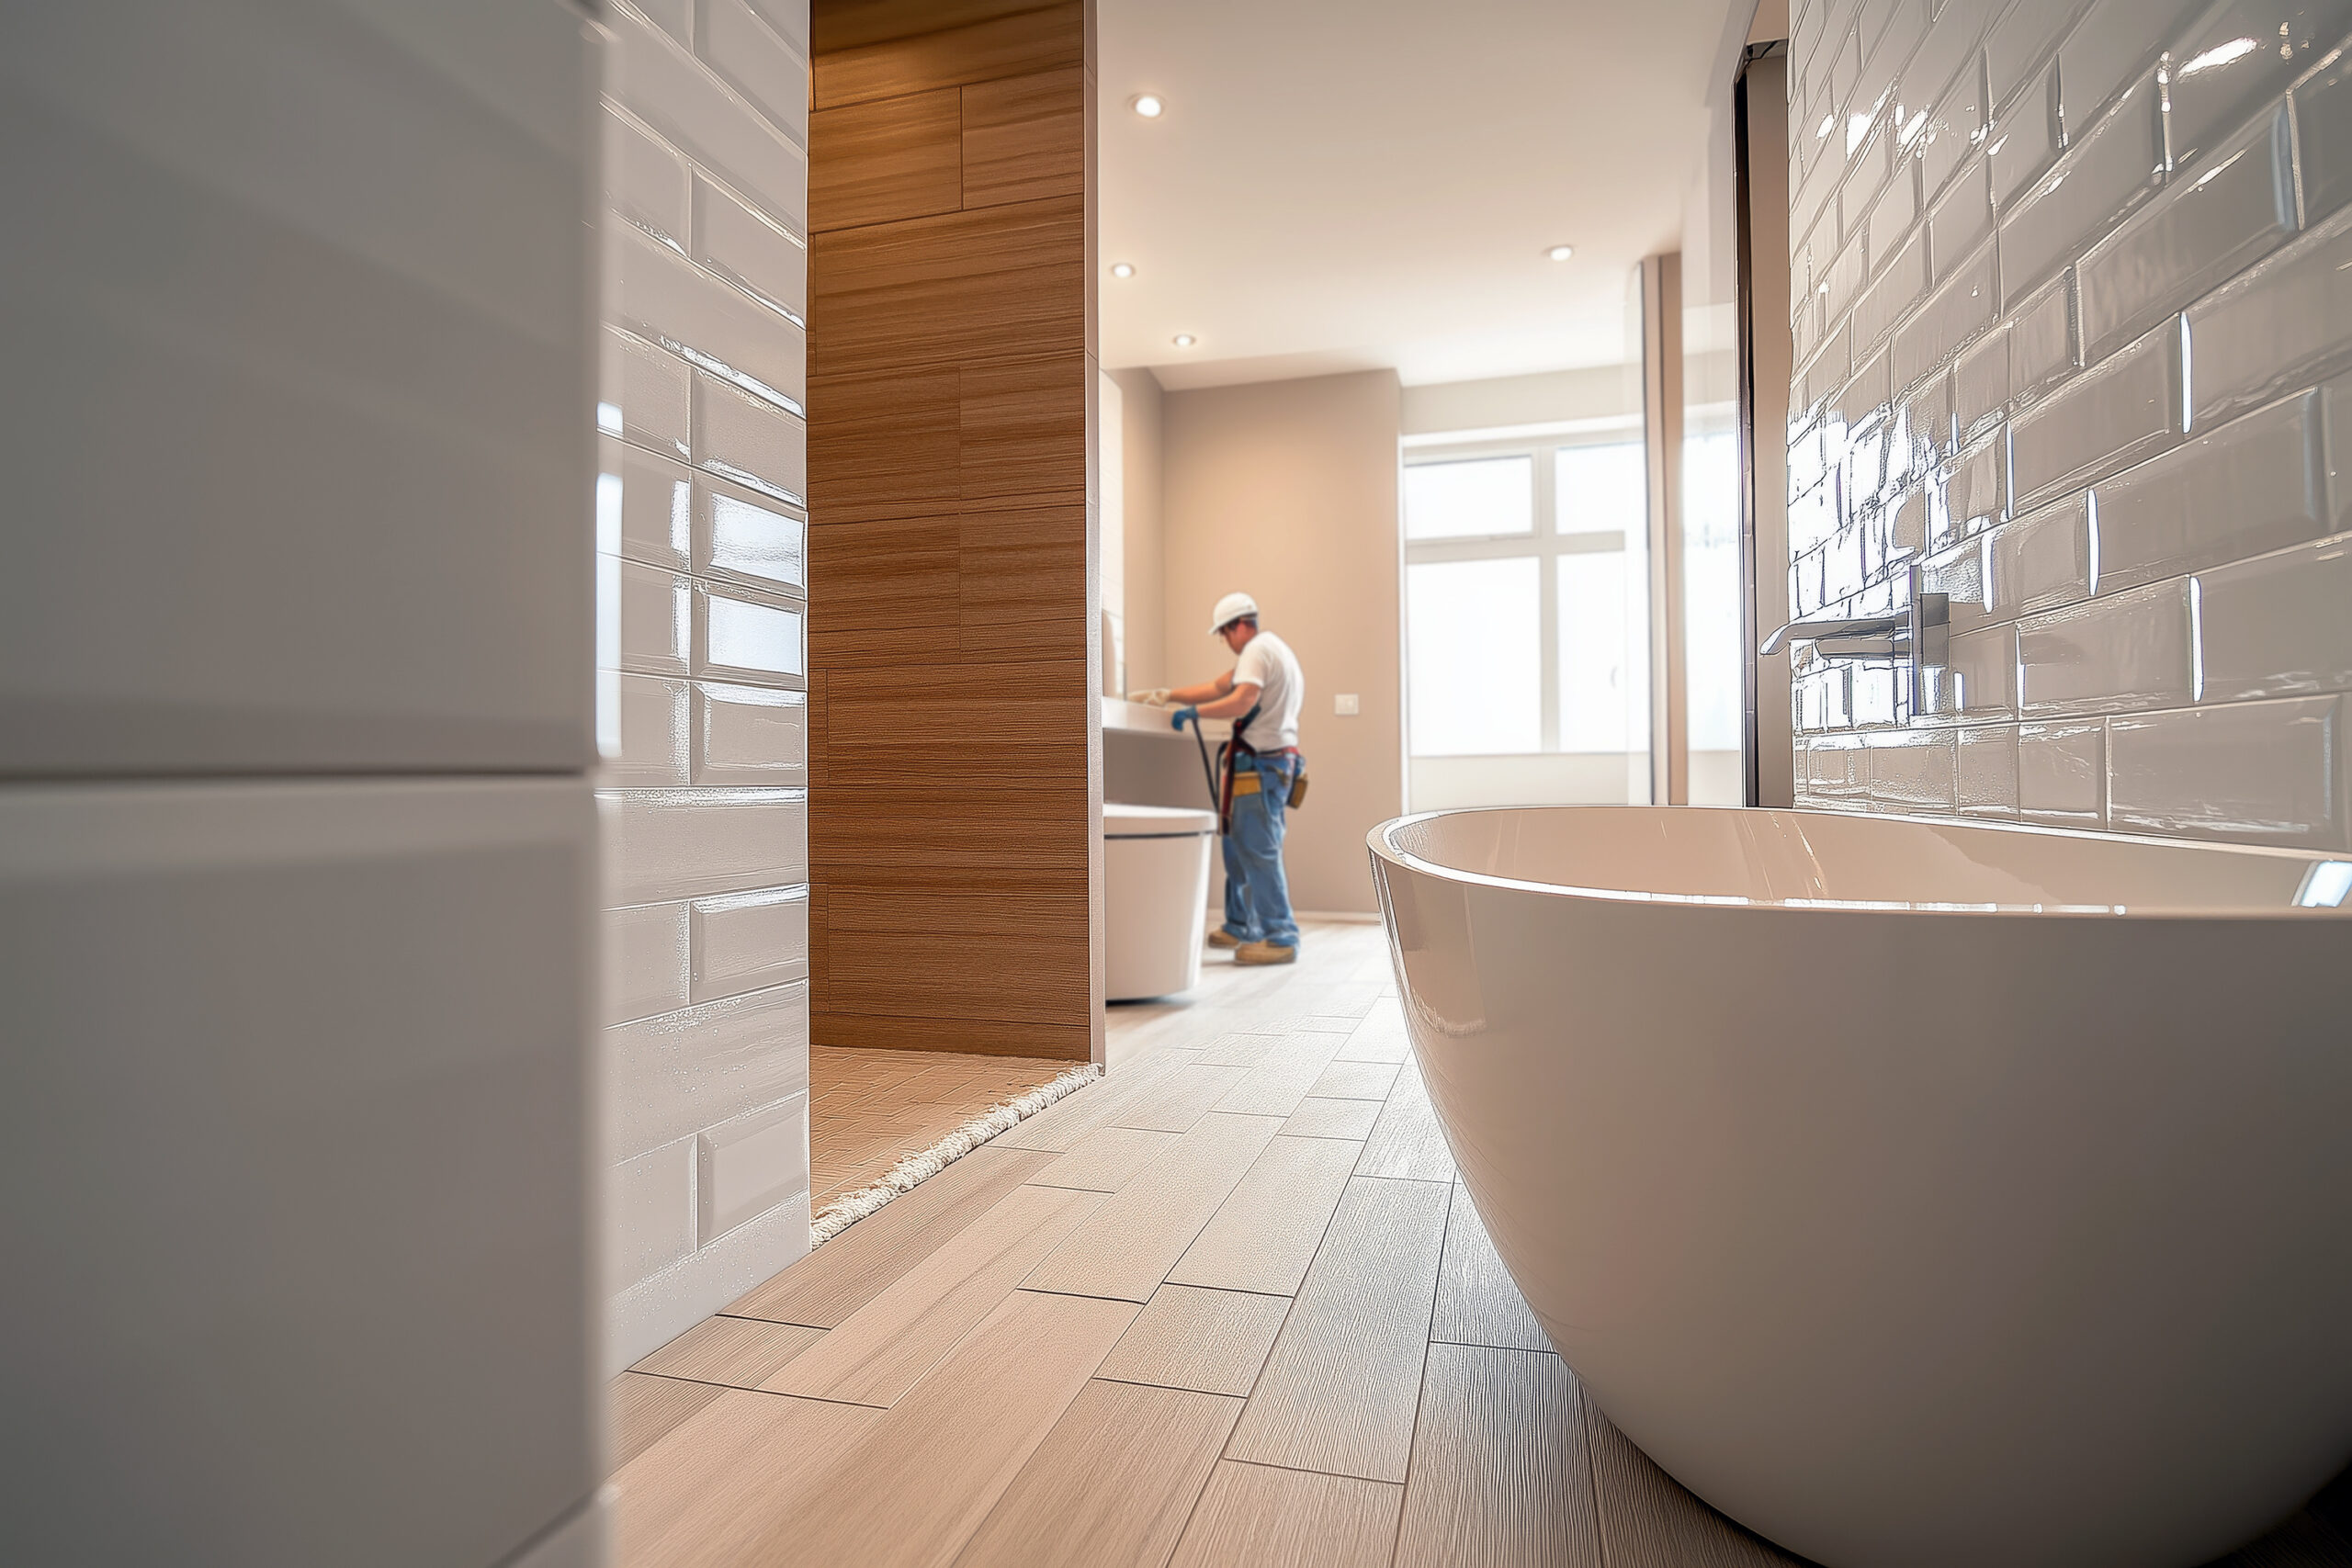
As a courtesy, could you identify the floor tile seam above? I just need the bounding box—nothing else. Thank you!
[1427,1329,1563,1357]
[1216,1453,1411,1489]
[1385,1185,1466,1562]
[714,1309,830,1332]
[616,1367,888,1412]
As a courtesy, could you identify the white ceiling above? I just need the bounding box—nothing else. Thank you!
[1099,0,1746,390]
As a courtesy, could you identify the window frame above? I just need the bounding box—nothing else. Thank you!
[1402,423,1645,759]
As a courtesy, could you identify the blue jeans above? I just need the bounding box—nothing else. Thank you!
[1220,754,1299,949]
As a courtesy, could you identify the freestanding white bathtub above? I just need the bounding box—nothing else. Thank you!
[1368,807,2352,1568]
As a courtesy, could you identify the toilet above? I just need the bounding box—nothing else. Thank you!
[1102,803,1218,1000]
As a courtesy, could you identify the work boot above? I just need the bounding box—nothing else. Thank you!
[1206,929,1245,950]
[1234,940,1296,965]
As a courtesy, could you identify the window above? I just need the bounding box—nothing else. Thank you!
[1402,432,1652,808]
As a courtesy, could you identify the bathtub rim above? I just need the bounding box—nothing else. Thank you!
[1367,804,2352,919]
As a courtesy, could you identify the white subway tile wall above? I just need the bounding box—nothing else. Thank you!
[598,0,811,1371]
[1789,0,2352,851]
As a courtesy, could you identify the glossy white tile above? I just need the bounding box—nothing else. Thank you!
[1865,162,1921,281]
[608,1138,697,1294]
[2169,0,2352,170]
[1918,50,1989,197]
[696,583,806,685]
[695,370,808,505]
[606,899,693,1025]
[695,682,808,784]
[2297,34,2352,222]
[607,0,808,233]
[1892,238,1997,390]
[694,173,808,321]
[605,672,693,784]
[1810,735,1871,801]
[1999,72,2164,301]
[2018,579,2196,715]
[1952,323,2007,444]
[604,981,811,1161]
[604,435,694,571]
[697,0,808,148]
[2089,390,2324,592]
[1926,624,2018,720]
[1985,1,2076,115]
[606,325,693,460]
[699,1093,808,1242]
[697,476,807,592]
[615,220,806,412]
[1955,721,2021,817]
[2109,695,2346,847]
[605,102,689,248]
[1868,727,1959,812]
[600,786,808,904]
[2008,317,2177,508]
[1855,228,1928,351]
[1992,492,2094,616]
[1930,428,2007,546]
[2184,202,2352,426]
[1923,534,1995,633]
[2058,0,2201,138]
[745,0,810,58]
[691,885,810,1001]
[1986,62,2060,205]
[2007,268,2077,409]
[2077,105,2295,362]
[610,557,693,676]
[2195,533,2352,701]
[2018,718,2109,826]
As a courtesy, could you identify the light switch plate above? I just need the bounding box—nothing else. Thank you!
[1334,694,1361,716]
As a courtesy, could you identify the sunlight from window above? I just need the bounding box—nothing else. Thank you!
[1404,455,1535,540]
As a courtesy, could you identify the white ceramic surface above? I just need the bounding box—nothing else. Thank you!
[1371,806,2352,1568]
[1104,804,1217,1001]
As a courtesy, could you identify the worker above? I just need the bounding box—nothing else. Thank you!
[1150,592,1306,965]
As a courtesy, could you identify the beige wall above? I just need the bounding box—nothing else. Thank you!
[1162,369,1403,915]
[1109,367,1167,691]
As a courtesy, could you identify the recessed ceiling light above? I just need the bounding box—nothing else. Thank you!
[1132,94,1165,118]
[1110,262,1136,278]
[1172,333,1196,348]
[1545,244,1576,262]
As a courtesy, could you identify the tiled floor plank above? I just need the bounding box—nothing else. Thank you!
[1586,1400,1812,1567]
[954,1380,1241,1568]
[1281,1097,1383,1141]
[1431,1183,1553,1354]
[612,1388,877,1566]
[1355,1058,1455,1181]
[1167,1461,1404,1568]
[1095,1283,1294,1399]
[1026,1124,1182,1193]
[1225,1175,1452,1482]
[609,1371,725,1472]
[1168,1134,1361,1296]
[1394,1343,1601,1568]
[1023,1112,1283,1303]
[631,1315,826,1389]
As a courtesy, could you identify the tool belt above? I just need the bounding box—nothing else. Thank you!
[1213,702,1306,831]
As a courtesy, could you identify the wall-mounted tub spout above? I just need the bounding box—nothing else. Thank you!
[1760,563,1949,710]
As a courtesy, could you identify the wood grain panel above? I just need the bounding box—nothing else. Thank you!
[632,1314,827,1388]
[813,1008,1091,1059]
[1585,1401,1810,1567]
[612,1388,877,1566]
[806,516,959,665]
[1094,1283,1293,1398]
[1225,1175,1450,1483]
[821,887,1088,1026]
[609,1371,724,1472]
[805,366,959,523]
[727,1145,1054,1326]
[962,68,1085,209]
[1168,1461,1404,1568]
[956,1380,1240,1568]
[1024,1111,1281,1302]
[1431,1182,1553,1354]
[813,783,1091,875]
[815,0,1062,55]
[812,197,1086,374]
[1167,1134,1359,1296]
[960,355,1088,504]
[764,1289,1137,1568]
[1393,1343,1602,1568]
[766,1181,1102,1405]
[808,88,964,233]
[815,4,1083,108]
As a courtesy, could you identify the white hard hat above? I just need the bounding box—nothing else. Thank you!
[1209,592,1259,634]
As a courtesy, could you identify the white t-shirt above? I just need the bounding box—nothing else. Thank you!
[1232,630,1305,752]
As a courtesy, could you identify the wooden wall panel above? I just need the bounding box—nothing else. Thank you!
[808,0,1096,1060]
[815,4,1083,109]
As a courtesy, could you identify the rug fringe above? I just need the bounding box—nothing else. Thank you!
[810,1061,1103,1247]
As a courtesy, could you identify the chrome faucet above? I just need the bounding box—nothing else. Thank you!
[1760,564,1950,710]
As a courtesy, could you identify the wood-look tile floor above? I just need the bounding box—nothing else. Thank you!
[615,920,2352,1568]
[808,1046,1077,1210]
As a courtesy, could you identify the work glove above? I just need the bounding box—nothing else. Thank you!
[1127,687,1171,706]
[1170,707,1200,731]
